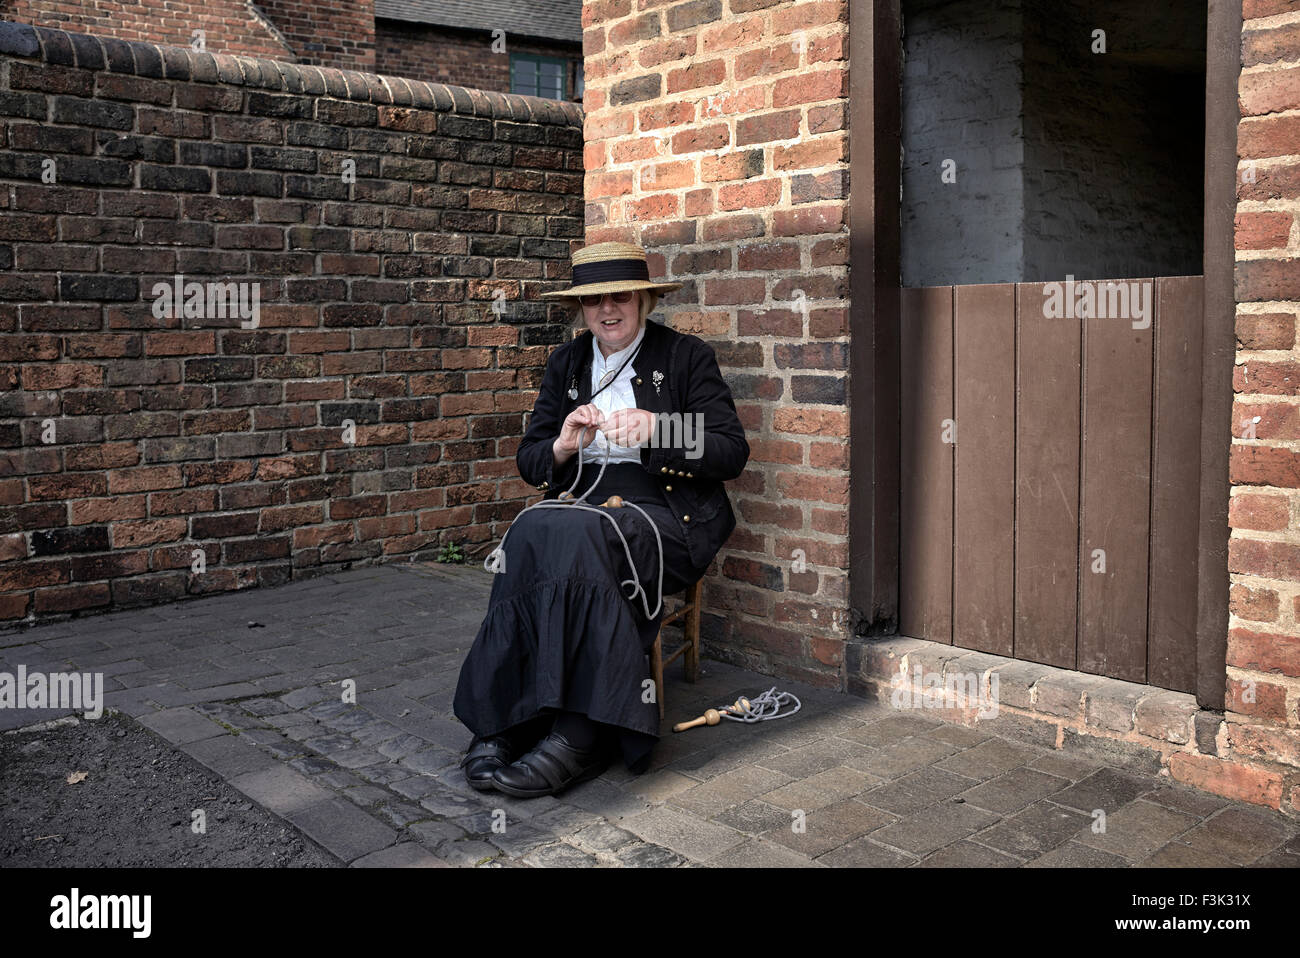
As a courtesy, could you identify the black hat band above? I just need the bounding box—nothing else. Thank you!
[570,258,651,287]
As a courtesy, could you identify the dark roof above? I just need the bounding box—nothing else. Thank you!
[374,0,583,44]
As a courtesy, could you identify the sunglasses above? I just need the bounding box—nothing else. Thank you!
[578,290,636,308]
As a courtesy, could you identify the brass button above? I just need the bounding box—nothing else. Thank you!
[682,514,690,522]
[660,466,668,474]
[539,481,549,489]
[635,377,642,385]
[665,484,673,492]
[686,472,694,478]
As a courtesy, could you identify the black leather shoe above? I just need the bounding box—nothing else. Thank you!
[459,735,514,791]
[490,730,612,799]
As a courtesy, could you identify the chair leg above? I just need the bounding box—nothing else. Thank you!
[684,580,702,683]
[650,631,664,721]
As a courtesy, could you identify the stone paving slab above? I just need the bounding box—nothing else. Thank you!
[2,561,1298,868]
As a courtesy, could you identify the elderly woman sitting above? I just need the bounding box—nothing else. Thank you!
[452,241,750,798]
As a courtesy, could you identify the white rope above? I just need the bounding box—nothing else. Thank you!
[484,432,666,620]
[721,686,802,722]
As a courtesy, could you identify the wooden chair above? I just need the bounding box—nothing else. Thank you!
[649,578,703,721]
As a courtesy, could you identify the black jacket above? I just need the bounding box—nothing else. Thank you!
[516,319,750,571]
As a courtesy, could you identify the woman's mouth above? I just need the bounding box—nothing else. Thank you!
[601,318,621,327]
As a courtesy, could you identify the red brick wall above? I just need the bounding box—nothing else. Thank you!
[581,0,850,687]
[5,0,293,60]
[376,20,581,100]
[256,0,376,71]
[0,24,583,625]
[1224,0,1300,809]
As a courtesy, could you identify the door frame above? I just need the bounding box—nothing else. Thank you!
[847,0,1241,710]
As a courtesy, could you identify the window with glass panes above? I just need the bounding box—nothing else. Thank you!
[510,53,567,100]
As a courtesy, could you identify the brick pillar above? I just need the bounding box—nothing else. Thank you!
[1222,0,1300,813]
[581,0,850,686]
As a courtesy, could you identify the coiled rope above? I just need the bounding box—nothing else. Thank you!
[722,686,802,722]
[484,431,666,620]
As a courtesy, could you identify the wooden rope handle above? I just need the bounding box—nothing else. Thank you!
[673,708,722,733]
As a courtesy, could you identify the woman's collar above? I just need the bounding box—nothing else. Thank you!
[592,319,647,369]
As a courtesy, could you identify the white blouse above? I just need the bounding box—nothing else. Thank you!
[581,321,647,465]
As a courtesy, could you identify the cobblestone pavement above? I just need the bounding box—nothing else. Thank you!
[3,562,1298,867]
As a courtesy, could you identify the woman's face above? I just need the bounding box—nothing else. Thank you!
[581,290,642,356]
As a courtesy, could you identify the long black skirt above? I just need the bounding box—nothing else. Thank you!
[453,462,706,774]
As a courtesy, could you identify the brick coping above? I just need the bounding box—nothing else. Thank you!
[0,19,583,127]
[847,636,1299,819]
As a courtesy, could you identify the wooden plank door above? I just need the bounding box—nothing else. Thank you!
[897,275,1204,694]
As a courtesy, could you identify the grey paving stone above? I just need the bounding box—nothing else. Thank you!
[408,820,469,846]
[611,840,686,867]
[376,801,430,828]
[858,765,980,815]
[321,708,374,733]
[137,707,226,745]
[560,777,653,820]
[839,713,944,747]
[570,822,638,854]
[816,836,917,867]
[766,798,896,858]
[181,734,280,779]
[1076,798,1201,862]
[286,798,398,863]
[711,798,798,836]
[388,775,444,801]
[957,766,1071,815]
[376,732,431,760]
[417,790,486,818]
[974,800,1093,860]
[228,764,335,815]
[398,745,461,776]
[303,732,354,753]
[353,761,414,786]
[522,842,598,867]
[484,821,561,857]
[352,719,406,747]
[868,800,1002,857]
[350,842,449,867]
[1140,781,1231,818]
[1136,841,1236,868]
[707,837,822,868]
[916,840,1021,867]
[756,737,875,778]
[667,764,793,818]
[1250,847,1300,867]
[343,785,395,807]
[531,803,604,834]
[1026,841,1133,867]
[434,838,501,867]
[1174,806,1296,865]
[241,696,292,717]
[855,737,961,779]
[326,746,389,770]
[1027,750,1105,782]
[620,804,747,862]
[622,768,699,803]
[922,723,993,748]
[289,755,338,777]
[934,736,1043,781]
[761,766,878,812]
[1046,767,1154,815]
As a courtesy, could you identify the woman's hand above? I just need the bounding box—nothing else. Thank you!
[553,404,606,464]
[599,408,656,448]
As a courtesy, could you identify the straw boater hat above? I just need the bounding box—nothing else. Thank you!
[540,241,683,300]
